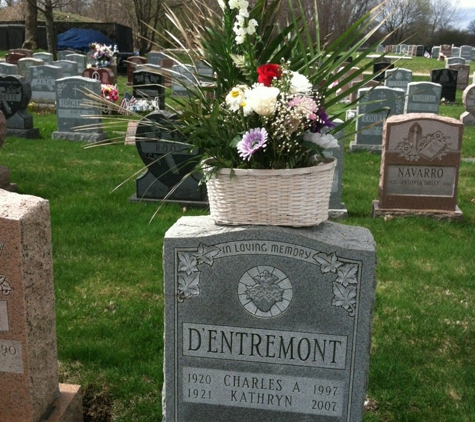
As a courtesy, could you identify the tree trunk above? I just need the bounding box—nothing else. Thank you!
[23,0,39,50]
[44,3,57,60]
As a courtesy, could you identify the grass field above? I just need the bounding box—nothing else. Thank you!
[1,56,475,421]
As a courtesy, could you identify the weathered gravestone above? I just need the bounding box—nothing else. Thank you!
[384,68,412,90]
[446,57,465,67]
[448,64,470,91]
[404,82,442,114]
[0,109,17,191]
[64,53,87,74]
[32,51,53,64]
[0,190,84,422]
[171,64,195,96]
[460,45,473,62]
[350,86,405,152]
[132,110,206,204]
[451,47,460,58]
[30,64,63,104]
[373,113,463,219]
[431,68,458,102]
[0,62,19,76]
[5,52,27,65]
[133,69,165,110]
[53,60,79,78]
[52,76,108,143]
[17,57,44,82]
[415,45,425,57]
[58,49,77,60]
[0,74,40,138]
[162,216,377,422]
[431,46,440,59]
[461,84,475,126]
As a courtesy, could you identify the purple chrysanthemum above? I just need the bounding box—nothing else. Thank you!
[237,128,268,160]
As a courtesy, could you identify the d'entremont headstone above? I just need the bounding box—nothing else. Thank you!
[0,189,83,422]
[373,113,464,220]
[162,216,377,421]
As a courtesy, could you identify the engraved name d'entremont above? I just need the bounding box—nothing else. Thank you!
[184,323,347,369]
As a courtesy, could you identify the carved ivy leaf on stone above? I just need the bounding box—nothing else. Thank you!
[194,243,220,266]
[332,282,357,314]
[178,252,198,275]
[335,264,358,287]
[178,273,200,300]
[0,275,12,296]
[314,252,343,274]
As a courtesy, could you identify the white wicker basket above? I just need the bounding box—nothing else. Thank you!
[206,158,336,227]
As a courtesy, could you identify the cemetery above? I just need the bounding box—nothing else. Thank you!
[1,6,475,421]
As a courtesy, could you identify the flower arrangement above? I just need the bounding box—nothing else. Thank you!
[154,0,389,173]
[90,43,117,68]
[101,84,119,102]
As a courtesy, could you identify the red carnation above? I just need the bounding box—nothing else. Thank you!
[257,64,282,86]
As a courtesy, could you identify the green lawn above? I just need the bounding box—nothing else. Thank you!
[1,66,475,421]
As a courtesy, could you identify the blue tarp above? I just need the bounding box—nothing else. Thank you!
[57,28,115,52]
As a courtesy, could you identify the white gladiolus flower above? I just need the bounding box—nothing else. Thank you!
[247,19,258,35]
[289,71,312,94]
[245,85,280,116]
[303,132,339,149]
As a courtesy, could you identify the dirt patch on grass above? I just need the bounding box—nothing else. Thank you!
[82,384,114,422]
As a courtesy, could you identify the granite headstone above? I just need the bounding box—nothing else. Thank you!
[0,62,19,76]
[384,68,412,90]
[350,86,405,152]
[132,69,165,110]
[404,82,442,114]
[430,68,458,102]
[32,51,53,64]
[460,84,475,126]
[162,215,377,422]
[53,60,79,78]
[30,64,63,103]
[447,64,470,91]
[17,57,44,81]
[52,76,108,142]
[373,113,463,219]
[64,53,87,74]
[132,110,206,203]
[0,190,84,422]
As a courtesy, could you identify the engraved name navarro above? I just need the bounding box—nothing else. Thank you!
[183,323,347,369]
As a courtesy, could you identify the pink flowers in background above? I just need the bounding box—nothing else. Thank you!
[101,84,119,102]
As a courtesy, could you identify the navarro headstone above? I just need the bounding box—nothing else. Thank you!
[162,216,377,422]
[373,113,463,219]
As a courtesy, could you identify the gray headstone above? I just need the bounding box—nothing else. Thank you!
[459,45,472,62]
[384,68,412,90]
[162,216,377,422]
[350,86,405,152]
[404,82,442,114]
[32,52,53,65]
[52,60,79,78]
[171,64,195,96]
[431,46,440,59]
[17,57,44,81]
[0,62,18,76]
[30,65,63,103]
[148,51,166,65]
[57,50,77,60]
[471,48,475,62]
[52,76,108,143]
[446,57,465,67]
[374,113,463,218]
[64,53,87,75]
[451,47,460,57]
